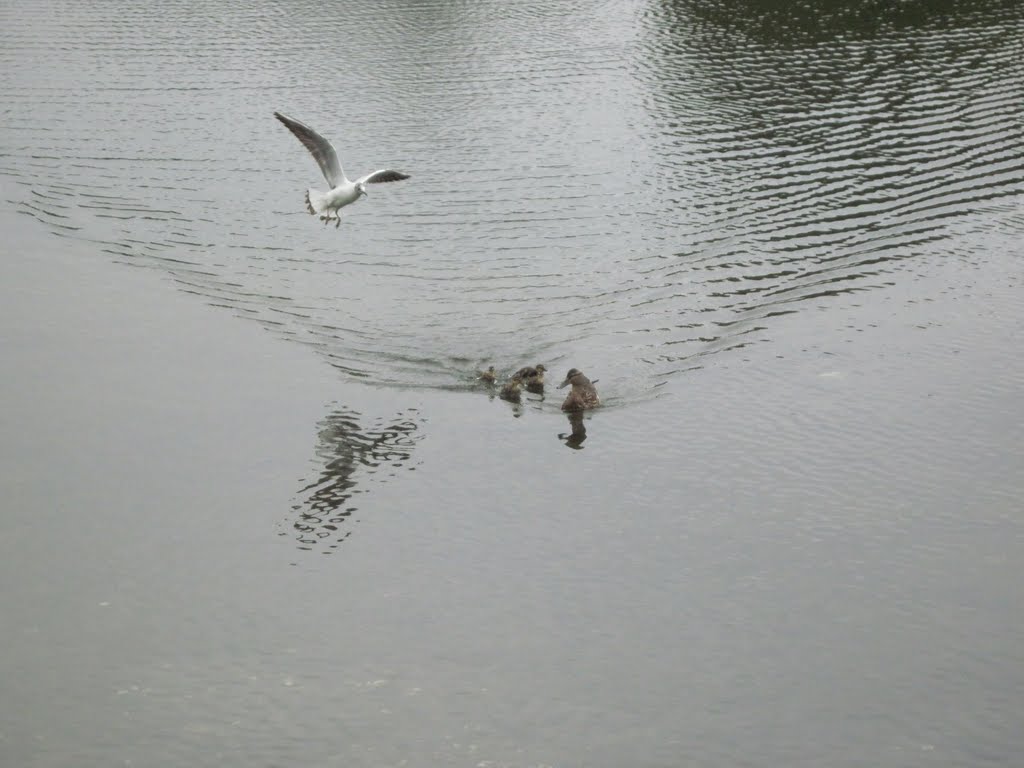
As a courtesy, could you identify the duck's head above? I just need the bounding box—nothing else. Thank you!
[558,368,582,389]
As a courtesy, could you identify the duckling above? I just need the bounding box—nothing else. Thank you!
[477,365,497,384]
[512,363,546,382]
[499,378,522,403]
[512,363,547,393]
[557,368,600,411]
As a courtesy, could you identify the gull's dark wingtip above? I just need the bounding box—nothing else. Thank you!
[368,169,411,183]
[274,111,306,131]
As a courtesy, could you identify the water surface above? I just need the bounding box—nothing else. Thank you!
[4,0,1019,395]
[1,1,1023,766]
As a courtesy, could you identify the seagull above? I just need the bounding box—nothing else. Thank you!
[273,111,410,228]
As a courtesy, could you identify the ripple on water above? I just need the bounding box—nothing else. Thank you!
[1,0,1022,402]
[284,406,425,555]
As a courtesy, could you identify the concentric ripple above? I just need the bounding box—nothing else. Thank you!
[2,0,1021,401]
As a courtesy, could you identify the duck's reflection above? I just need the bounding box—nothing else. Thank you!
[287,406,423,554]
[558,411,589,449]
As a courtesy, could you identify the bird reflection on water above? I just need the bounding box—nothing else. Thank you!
[559,411,589,449]
[286,406,423,554]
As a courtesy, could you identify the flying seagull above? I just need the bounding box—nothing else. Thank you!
[273,111,410,228]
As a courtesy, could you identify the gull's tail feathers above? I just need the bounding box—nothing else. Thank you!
[305,189,328,215]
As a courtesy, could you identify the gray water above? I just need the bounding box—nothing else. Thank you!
[2,0,1023,766]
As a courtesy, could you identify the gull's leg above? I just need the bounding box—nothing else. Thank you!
[335,214,341,229]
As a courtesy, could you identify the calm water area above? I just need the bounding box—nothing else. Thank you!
[2,0,1023,766]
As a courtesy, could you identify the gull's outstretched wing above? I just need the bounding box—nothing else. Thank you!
[356,169,411,185]
[274,111,345,187]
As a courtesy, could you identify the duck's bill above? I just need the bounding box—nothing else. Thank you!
[558,379,571,388]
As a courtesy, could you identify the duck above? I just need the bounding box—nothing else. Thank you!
[477,365,497,384]
[499,378,522,403]
[512,363,547,393]
[558,368,600,411]
[512,363,546,382]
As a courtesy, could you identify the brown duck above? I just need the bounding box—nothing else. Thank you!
[558,368,600,411]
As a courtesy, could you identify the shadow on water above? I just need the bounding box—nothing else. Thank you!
[652,0,1024,44]
[284,405,424,554]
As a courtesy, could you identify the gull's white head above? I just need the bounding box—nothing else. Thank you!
[357,183,368,198]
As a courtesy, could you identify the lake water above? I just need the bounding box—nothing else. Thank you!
[2,0,1023,766]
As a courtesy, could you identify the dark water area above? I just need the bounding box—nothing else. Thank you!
[2,0,1023,766]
